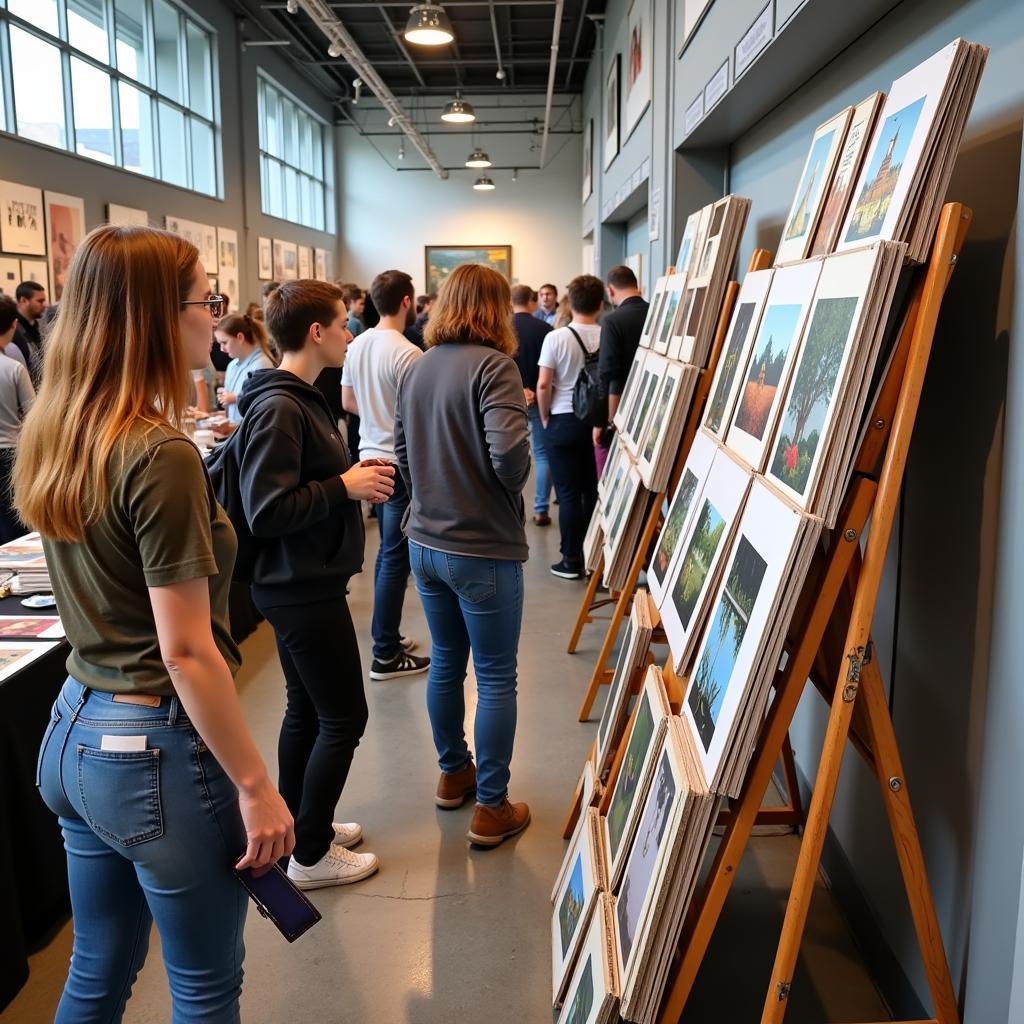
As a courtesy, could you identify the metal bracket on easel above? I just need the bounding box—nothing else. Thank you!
[844,641,873,700]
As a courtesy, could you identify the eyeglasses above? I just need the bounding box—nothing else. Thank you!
[182,294,226,318]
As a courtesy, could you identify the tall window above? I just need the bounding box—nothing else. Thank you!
[0,0,221,197]
[258,73,332,232]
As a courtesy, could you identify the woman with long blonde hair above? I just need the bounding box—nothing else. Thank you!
[394,263,532,847]
[19,225,294,1022]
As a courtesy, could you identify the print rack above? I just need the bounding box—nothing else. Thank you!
[567,248,774,725]
[654,202,973,1024]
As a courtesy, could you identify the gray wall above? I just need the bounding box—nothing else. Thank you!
[0,1,337,308]
[576,0,1023,1017]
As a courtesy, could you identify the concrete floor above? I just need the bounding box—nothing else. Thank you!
[5,510,889,1024]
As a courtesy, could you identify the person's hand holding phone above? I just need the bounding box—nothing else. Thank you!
[342,460,395,503]
[235,776,295,876]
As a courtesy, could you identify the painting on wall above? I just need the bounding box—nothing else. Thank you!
[604,54,620,171]
[424,245,511,294]
[0,180,46,256]
[258,236,273,280]
[44,191,85,303]
[582,119,594,202]
[273,239,298,281]
[106,203,148,227]
[0,258,20,295]
[19,259,49,296]
[624,0,651,137]
[314,247,328,281]
[216,227,239,311]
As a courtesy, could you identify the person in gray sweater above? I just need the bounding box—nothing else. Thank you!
[394,263,532,848]
[0,295,34,541]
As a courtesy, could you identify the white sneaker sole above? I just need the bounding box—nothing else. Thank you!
[289,856,380,889]
[370,665,429,680]
[549,568,582,580]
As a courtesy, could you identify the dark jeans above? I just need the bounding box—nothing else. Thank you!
[544,413,598,566]
[254,595,368,866]
[372,471,411,662]
[409,541,523,806]
[0,447,25,543]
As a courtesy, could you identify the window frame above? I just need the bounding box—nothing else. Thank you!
[0,0,222,198]
[257,70,333,233]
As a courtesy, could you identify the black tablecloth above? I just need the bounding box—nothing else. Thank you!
[0,596,71,1011]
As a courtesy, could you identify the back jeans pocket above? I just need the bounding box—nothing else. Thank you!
[444,554,497,604]
[77,746,164,847]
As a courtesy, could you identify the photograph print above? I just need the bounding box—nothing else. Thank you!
[551,811,600,1005]
[615,747,676,968]
[561,954,595,1024]
[843,96,926,244]
[556,897,617,1024]
[559,856,586,957]
[767,295,858,497]
[671,498,726,635]
[687,535,768,751]
[605,693,655,865]
[44,192,86,302]
[0,180,46,255]
[625,0,652,135]
[604,54,621,170]
[705,302,756,434]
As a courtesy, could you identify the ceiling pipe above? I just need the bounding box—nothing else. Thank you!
[295,0,448,178]
[538,0,564,169]
[488,0,506,83]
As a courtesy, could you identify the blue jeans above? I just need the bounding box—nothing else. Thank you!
[409,541,523,806]
[372,470,412,662]
[37,679,248,1024]
[527,403,553,515]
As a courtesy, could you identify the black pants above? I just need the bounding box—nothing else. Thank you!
[544,413,598,566]
[0,448,24,544]
[255,595,368,866]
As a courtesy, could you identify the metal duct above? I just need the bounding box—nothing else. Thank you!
[538,0,564,169]
[296,0,449,179]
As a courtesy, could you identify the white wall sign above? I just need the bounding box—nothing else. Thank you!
[704,60,730,113]
[684,93,705,137]
[735,3,773,79]
[648,187,662,242]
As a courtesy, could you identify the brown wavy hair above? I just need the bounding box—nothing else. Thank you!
[423,263,517,356]
[14,225,197,541]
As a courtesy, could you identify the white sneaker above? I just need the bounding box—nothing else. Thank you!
[332,821,363,848]
[287,845,380,890]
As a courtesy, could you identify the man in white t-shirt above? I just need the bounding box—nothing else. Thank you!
[536,274,605,579]
[342,270,430,680]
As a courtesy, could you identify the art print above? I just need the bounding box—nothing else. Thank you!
[44,192,86,302]
[106,204,148,227]
[0,641,60,682]
[273,239,298,281]
[425,246,511,293]
[775,107,852,264]
[0,258,20,294]
[725,260,821,470]
[314,247,328,281]
[298,245,312,279]
[625,0,651,136]
[258,236,273,280]
[604,55,620,170]
[19,259,48,295]
[216,227,239,309]
[0,615,64,639]
[675,210,701,275]
[556,896,617,1024]
[843,97,925,243]
[811,93,884,256]
[0,180,46,255]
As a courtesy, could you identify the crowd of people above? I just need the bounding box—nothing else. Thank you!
[4,224,650,1021]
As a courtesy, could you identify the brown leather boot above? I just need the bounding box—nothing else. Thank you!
[435,761,477,809]
[467,798,531,846]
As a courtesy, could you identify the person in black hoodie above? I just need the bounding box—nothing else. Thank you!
[239,279,395,890]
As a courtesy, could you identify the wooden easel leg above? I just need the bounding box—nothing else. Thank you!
[656,480,877,1024]
[567,552,605,654]
[858,659,960,1023]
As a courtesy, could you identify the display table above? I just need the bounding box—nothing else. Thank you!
[0,595,71,1011]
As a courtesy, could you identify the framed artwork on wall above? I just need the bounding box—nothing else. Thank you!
[314,247,327,281]
[0,258,20,295]
[258,236,273,280]
[424,245,511,294]
[624,0,651,138]
[216,227,239,311]
[582,119,594,202]
[19,259,49,296]
[0,180,46,256]
[44,191,86,303]
[273,239,298,281]
[297,245,312,279]
[106,204,148,227]
[604,55,620,170]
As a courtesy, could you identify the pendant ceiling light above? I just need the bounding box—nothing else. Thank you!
[441,96,476,124]
[465,148,492,168]
[404,4,454,46]
[472,175,496,191]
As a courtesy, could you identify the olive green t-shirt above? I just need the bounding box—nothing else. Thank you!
[42,421,241,695]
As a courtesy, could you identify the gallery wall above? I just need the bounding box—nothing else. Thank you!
[579,0,1024,1018]
[335,110,583,295]
[0,1,337,310]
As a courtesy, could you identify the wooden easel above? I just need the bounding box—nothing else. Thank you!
[656,202,972,1024]
[570,248,774,724]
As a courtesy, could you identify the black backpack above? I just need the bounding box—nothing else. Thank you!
[568,326,606,427]
[206,389,298,582]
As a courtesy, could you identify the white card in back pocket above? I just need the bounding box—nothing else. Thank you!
[100,735,147,752]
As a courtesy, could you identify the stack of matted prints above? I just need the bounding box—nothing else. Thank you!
[777,39,986,265]
[0,532,52,593]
